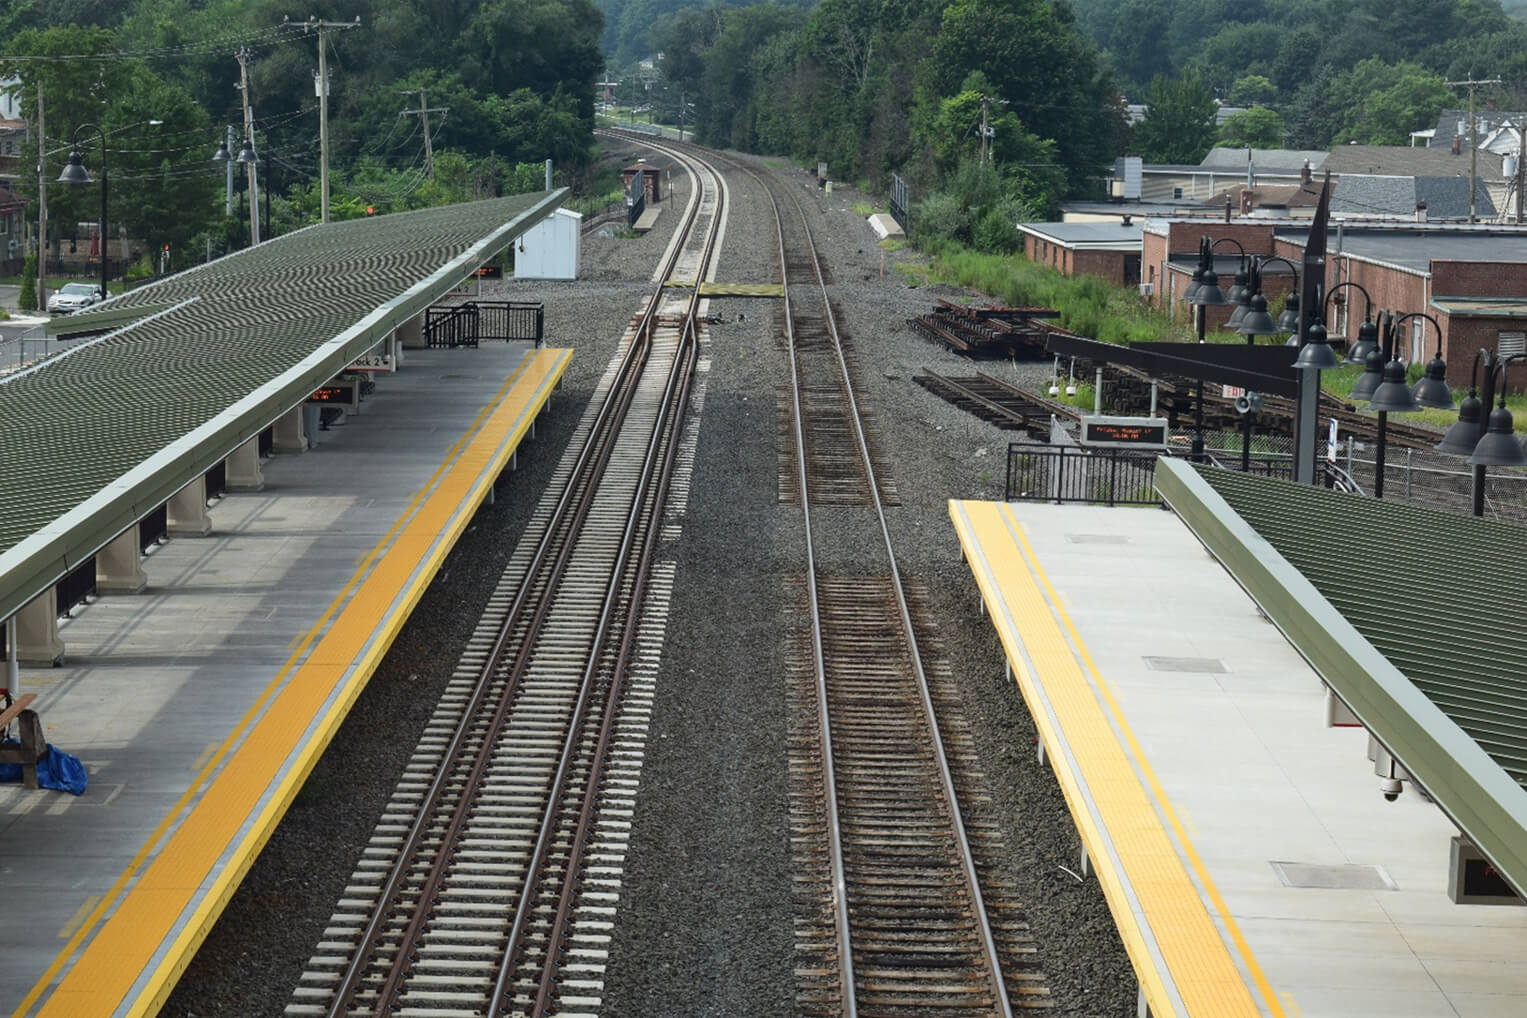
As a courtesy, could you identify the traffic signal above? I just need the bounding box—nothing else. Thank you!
[366,206,375,215]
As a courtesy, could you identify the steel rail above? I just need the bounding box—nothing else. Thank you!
[327,137,712,1018]
[495,139,719,1018]
[771,170,1016,1014]
[761,166,859,1018]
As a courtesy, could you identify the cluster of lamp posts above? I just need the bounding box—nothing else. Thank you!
[1181,236,1523,515]
[54,122,260,299]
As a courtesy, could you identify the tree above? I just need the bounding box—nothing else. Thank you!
[1229,74,1278,108]
[1329,59,1456,146]
[1133,70,1217,164]
[1219,106,1285,149]
[18,254,38,312]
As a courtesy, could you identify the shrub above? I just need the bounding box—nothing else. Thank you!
[18,254,37,311]
[913,191,965,245]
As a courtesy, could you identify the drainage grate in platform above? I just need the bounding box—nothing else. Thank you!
[1270,861,1397,891]
[1065,533,1132,545]
[1142,655,1227,674]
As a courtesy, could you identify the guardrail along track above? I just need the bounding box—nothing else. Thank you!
[759,165,1052,1015]
[290,138,720,1018]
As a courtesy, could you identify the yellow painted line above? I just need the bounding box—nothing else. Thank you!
[696,282,784,297]
[57,898,100,940]
[949,499,1268,1018]
[25,349,570,1018]
[1021,506,1286,1018]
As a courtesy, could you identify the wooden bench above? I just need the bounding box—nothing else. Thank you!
[0,694,45,790]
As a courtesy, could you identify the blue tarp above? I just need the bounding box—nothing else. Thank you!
[0,741,87,795]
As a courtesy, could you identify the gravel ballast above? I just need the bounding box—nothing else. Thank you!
[163,145,1136,1017]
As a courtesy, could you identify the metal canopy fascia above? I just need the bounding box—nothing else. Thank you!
[1042,334,1301,399]
[1155,458,1527,895]
[0,189,566,625]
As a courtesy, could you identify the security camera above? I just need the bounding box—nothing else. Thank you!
[1379,777,1403,802]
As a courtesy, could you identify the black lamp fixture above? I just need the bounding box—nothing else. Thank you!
[1325,281,1377,364]
[1210,236,1248,300]
[1436,350,1527,516]
[57,123,109,302]
[1363,313,1421,499]
[1236,257,1294,341]
[1276,289,1301,333]
[1348,321,1389,402]
[1186,244,1235,462]
[1396,311,1454,410]
[1180,235,1211,304]
[1292,315,1341,370]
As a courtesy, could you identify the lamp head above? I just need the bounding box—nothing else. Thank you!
[1468,400,1527,466]
[1293,319,1341,370]
[1236,293,1282,337]
[237,138,258,164]
[213,139,231,162]
[1180,265,1204,303]
[1276,290,1301,332]
[1368,357,1422,413]
[1412,352,1454,410]
[1437,390,1485,455]
[1346,316,1379,364]
[1190,268,1230,307]
[57,149,91,184]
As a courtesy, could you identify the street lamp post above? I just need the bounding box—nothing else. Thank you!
[1325,281,1378,363]
[1437,349,1527,516]
[1363,314,1421,499]
[214,135,261,245]
[56,124,109,301]
[1183,238,1232,461]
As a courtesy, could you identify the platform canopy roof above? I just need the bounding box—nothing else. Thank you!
[1157,460,1527,898]
[0,188,565,622]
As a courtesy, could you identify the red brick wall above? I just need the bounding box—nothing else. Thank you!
[1431,261,1527,297]
[1437,316,1527,391]
[1164,220,1276,258]
[1072,250,1126,285]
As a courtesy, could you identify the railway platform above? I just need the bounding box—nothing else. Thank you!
[0,343,569,1018]
[951,498,1527,1018]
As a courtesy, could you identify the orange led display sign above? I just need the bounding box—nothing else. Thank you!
[1079,416,1170,450]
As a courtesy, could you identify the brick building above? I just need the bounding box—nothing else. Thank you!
[1016,220,1143,287]
[1144,216,1527,388]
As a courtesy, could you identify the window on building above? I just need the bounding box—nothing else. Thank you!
[1500,331,1526,358]
[1173,187,1184,199]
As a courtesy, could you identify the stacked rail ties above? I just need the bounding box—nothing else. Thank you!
[909,300,1070,358]
[287,143,721,1018]
[913,369,1081,441]
[754,170,1053,1012]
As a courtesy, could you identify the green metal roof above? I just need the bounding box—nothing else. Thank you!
[1156,458,1527,896]
[0,189,565,622]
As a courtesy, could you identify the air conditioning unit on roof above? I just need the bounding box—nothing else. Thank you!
[1138,282,1154,296]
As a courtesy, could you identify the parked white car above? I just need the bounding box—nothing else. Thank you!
[47,282,104,314]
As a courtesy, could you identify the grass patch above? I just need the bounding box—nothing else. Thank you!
[878,238,907,252]
[924,244,1195,346]
[853,201,876,216]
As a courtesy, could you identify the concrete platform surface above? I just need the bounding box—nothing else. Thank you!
[0,342,566,1018]
[952,499,1527,1018]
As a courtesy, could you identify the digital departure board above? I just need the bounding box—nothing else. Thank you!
[475,263,503,278]
[1449,836,1523,906]
[1079,416,1170,450]
[307,381,358,407]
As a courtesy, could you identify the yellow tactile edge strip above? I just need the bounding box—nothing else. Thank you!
[21,348,572,1018]
[949,499,1280,1018]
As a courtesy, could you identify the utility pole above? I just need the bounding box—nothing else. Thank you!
[1446,74,1502,223]
[296,17,359,223]
[1516,122,1525,224]
[400,87,449,178]
[35,80,47,310]
[224,124,234,216]
[235,47,260,244]
[978,95,1008,164]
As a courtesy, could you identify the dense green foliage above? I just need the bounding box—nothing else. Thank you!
[18,254,37,311]
[2,1,604,267]
[1070,0,1527,151]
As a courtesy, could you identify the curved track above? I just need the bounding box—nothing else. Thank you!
[288,140,724,1018]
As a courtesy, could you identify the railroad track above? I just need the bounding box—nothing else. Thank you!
[913,368,1081,440]
[287,137,720,1018]
[755,162,1053,1014]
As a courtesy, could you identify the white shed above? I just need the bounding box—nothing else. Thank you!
[514,207,582,280]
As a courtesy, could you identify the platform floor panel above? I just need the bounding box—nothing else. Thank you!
[0,343,569,1018]
[951,499,1527,1018]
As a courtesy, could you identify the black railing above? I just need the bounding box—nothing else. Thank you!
[890,173,910,231]
[424,301,544,349]
[56,557,96,618]
[1005,444,1162,505]
[140,503,168,552]
[627,170,646,227]
[425,302,480,348]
